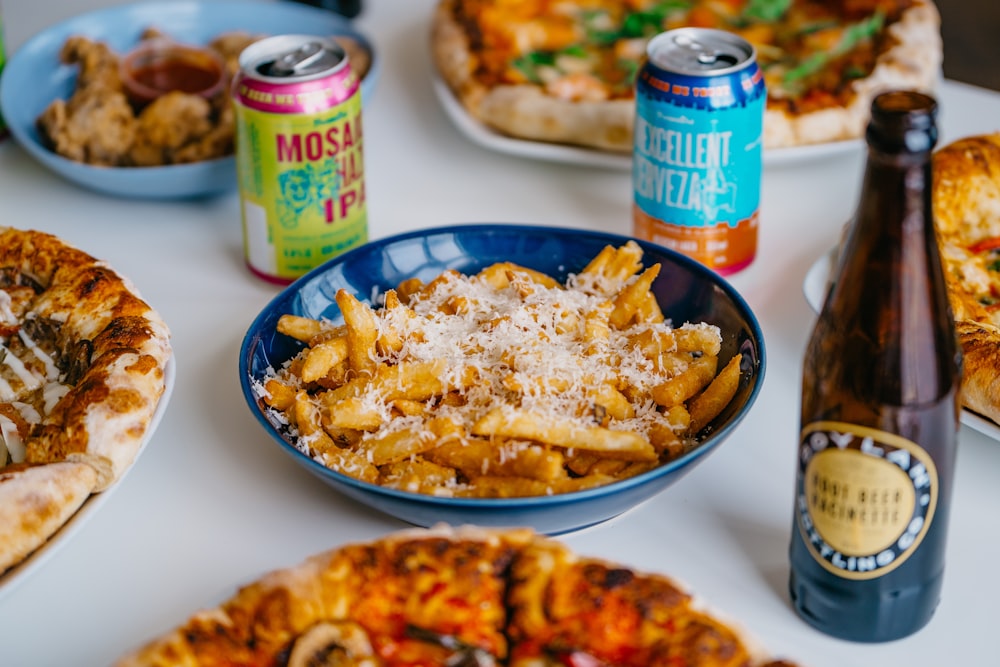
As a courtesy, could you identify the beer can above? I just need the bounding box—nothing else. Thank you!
[234,35,366,284]
[632,28,765,275]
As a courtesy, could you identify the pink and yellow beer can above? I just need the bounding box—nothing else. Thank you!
[234,35,366,284]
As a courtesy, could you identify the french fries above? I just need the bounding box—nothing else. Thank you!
[255,241,747,497]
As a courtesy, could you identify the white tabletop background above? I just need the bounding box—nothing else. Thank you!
[1,1,999,665]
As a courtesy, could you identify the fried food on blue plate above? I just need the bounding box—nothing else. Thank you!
[36,87,137,166]
[127,91,214,166]
[207,30,262,77]
[36,36,136,166]
[60,34,124,94]
[36,32,238,168]
[36,28,371,169]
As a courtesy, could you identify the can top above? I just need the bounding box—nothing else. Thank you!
[241,35,346,81]
[647,28,755,76]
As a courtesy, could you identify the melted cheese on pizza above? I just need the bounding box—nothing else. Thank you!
[507,540,762,667]
[113,528,802,667]
[939,237,1000,328]
[932,134,1000,327]
[451,0,918,111]
[0,287,72,466]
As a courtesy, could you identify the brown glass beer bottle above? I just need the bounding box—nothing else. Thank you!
[789,91,961,642]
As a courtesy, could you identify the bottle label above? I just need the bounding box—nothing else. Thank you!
[796,421,938,580]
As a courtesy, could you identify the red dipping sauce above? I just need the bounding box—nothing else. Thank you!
[121,40,224,106]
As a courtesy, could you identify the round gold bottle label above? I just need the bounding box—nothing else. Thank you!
[796,421,938,580]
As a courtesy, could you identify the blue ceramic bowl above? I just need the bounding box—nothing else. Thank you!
[239,224,766,535]
[0,1,378,200]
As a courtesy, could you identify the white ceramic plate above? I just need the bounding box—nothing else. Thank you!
[432,75,864,170]
[764,137,864,167]
[0,357,176,599]
[431,75,633,170]
[803,250,1000,441]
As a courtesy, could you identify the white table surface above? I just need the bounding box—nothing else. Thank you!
[2,1,999,665]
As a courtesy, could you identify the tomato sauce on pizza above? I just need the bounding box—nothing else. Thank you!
[927,134,1000,427]
[432,0,941,150]
[114,527,802,667]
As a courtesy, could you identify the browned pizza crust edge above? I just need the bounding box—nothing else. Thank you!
[114,525,798,667]
[431,0,942,152]
[430,0,635,153]
[929,135,1000,426]
[0,461,98,574]
[0,227,173,490]
[953,320,1000,424]
[933,133,1000,243]
[113,525,535,667]
[0,228,172,576]
[506,535,776,666]
[764,0,941,149]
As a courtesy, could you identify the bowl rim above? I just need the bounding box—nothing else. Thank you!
[0,0,377,196]
[239,223,767,508]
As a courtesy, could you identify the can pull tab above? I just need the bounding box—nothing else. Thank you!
[674,33,739,68]
[268,41,326,76]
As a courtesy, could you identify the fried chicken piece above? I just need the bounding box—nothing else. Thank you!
[127,91,213,166]
[139,27,168,42]
[209,31,263,77]
[36,35,137,165]
[36,88,136,166]
[37,31,247,167]
[59,34,124,94]
[335,36,372,80]
[172,102,234,163]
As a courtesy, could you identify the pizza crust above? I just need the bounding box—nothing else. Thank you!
[928,135,1000,427]
[30,349,166,490]
[933,133,1000,243]
[114,525,798,667]
[0,228,172,490]
[507,536,775,667]
[954,320,1000,424]
[432,0,942,152]
[476,86,634,153]
[114,525,533,667]
[431,0,634,153]
[0,461,98,574]
[764,0,942,149]
[430,0,479,106]
[0,228,172,575]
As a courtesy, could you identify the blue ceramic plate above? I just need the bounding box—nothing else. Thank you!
[0,1,377,199]
[239,224,766,535]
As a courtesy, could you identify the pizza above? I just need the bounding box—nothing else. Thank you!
[0,228,172,575]
[115,525,800,667]
[931,133,1000,426]
[430,0,941,152]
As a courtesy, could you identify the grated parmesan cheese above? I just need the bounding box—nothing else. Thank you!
[261,256,725,496]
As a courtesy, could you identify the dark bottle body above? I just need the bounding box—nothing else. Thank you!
[789,91,961,643]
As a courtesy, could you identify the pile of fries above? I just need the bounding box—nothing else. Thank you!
[256,241,743,497]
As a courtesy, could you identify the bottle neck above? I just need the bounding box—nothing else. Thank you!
[850,147,933,245]
[828,144,940,326]
[816,140,958,410]
[866,145,933,167]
